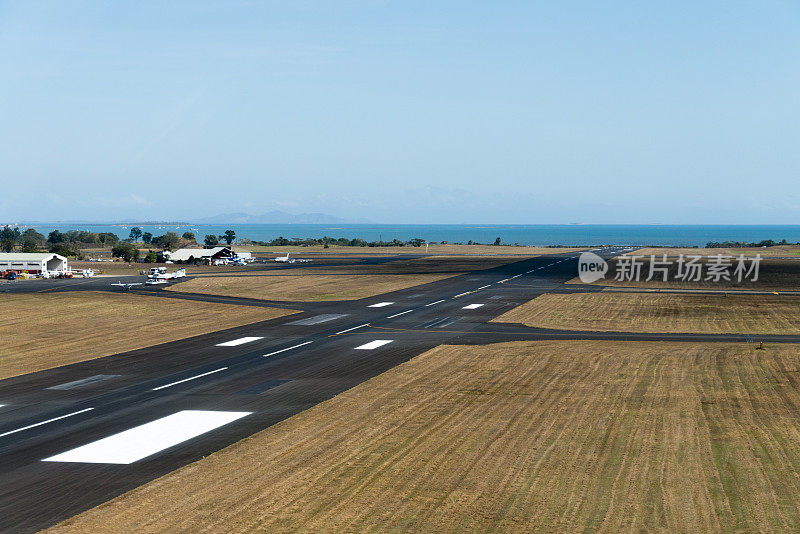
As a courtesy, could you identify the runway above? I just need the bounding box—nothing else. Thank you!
[1,247,797,532]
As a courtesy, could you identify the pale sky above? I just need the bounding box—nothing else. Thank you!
[1,1,798,224]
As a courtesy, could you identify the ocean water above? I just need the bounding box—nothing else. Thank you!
[21,224,800,247]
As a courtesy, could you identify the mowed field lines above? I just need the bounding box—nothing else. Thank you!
[50,341,800,533]
[0,292,296,379]
[494,292,800,334]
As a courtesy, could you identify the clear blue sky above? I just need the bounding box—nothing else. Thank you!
[1,1,798,224]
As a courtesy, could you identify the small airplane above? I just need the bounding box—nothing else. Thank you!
[110,281,143,291]
[274,253,293,263]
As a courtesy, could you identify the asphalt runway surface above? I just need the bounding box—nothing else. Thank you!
[2,247,799,532]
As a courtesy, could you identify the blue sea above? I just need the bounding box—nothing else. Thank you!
[19,224,800,247]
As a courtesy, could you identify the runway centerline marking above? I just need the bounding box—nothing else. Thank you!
[355,340,394,350]
[462,303,484,310]
[477,284,492,290]
[0,408,95,439]
[333,324,369,335]
[216,337,264,347]
[453,291,471,298]
[386,310,413,319]
[263,341,313,357]
[424,299,445,307]
[151,367,228,391]
[42,410,251,464]
[368,302,394,308]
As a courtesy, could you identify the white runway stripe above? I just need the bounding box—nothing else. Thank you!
[386,310,413,319]
[263,341,313,357]
[151,367,228,391]
[477,285,491,290]
[216,337,263,347]
[42,410,251,464]
[0,408,94,439]
[453,291,471,297]
[334,324,369,335]
[368,302,394,308]
[355,340,394,350]
[425,299,445,307]
[462,304,484,310]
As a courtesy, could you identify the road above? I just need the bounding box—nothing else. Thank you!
[2,247,798,532]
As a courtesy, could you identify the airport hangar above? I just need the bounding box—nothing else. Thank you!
[0,252,68,274]
[166,246,234,263]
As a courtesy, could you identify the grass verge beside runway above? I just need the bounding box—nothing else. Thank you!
[49,340,800,533]
[243,244,587,255]
[494,292,800,334]
[0,292,296,379]
[166,272,458,301]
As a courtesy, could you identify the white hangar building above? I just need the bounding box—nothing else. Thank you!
[0,253,69,274]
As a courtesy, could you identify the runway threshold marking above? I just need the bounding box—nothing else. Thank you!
[263,341,313,357]
[386,310,414,319]
[42,410,251,464]
[368,302,394,308]
[355,340,394,350]
[462,304,484,310]
[0,408,95,438]
[216,336,264,347]
[151,367,228,391]
[425,299,445,307]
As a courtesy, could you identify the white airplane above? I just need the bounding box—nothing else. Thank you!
[110,281,143,291]
[274,253,293,263]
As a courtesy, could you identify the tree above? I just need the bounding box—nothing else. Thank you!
[182,232,196,242]
[128,227,143,242]
[142,232,153,244]
[409,238,425,247]
[143,250,158,263]
[152,231,179,251]
[97,232,119,246]
[49,243,79,257]
[493,237,502,246]
[20,229,46,252]
[111,243,140,262]
[204,234,219,247]
[0,226,20,251]
[47,230,65,244]
[219,229,236,245]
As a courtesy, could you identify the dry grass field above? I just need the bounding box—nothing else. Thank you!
[634,246,800,258]
[167,272,457,301]
[243,244,586,255]
[568,257,800,290]
[0,292,296,379]
[50,340,800,533]
[169,256,526,301]
[494,292,800,334]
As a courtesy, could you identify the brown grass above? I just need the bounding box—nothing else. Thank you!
[0,292,296,379]
[49,340,800,533]
[166,272,457,301]
[634,246,800,258]
[243,244,586,255]
[494,292,800,334]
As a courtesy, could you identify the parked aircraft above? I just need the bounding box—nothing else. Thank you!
[110,281,143,291]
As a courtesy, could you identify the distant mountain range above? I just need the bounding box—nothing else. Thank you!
[192,211,373,225]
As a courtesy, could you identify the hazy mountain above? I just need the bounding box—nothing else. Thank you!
[193,211,373,224]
